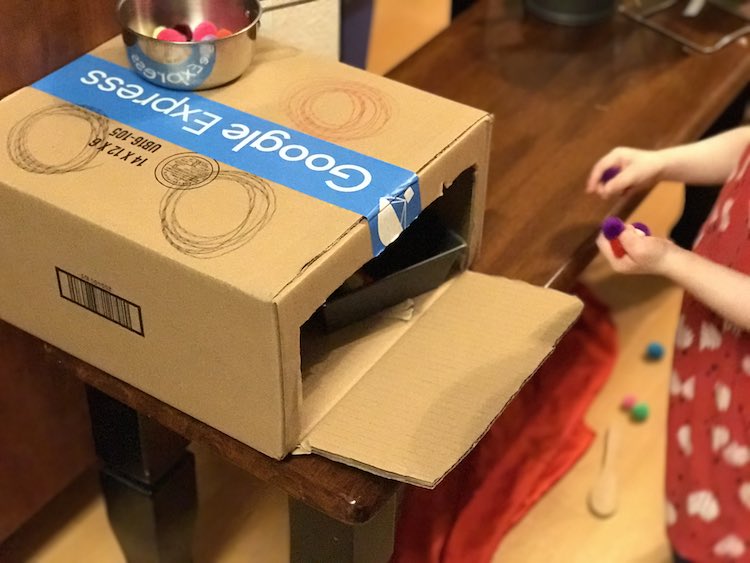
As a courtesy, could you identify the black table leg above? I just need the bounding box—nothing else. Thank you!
[86,386,196,563]
[289,492,398,563]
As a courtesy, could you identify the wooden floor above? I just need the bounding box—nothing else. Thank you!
[0,1,686,561]
[494,182,683,563]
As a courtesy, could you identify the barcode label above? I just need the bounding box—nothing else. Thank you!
[56,268,144,336]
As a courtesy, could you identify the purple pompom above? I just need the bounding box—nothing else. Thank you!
[601,216,625,240]
[632,221,651,236]
[601,166,621,183]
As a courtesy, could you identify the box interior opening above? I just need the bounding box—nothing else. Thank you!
[298,166,476,436]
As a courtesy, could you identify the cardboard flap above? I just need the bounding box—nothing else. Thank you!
[306,271,584,487]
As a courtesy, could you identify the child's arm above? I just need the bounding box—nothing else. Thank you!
[586,126,750,198]
[598,227,750,330]
[658,126,750,186]
[660,246,750,331]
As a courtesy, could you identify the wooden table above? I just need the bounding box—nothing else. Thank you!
[3,0,750,561]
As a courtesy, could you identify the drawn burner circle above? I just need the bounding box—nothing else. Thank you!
[284,79,394,141]
[160,170,276,259]
[7,104,109,174]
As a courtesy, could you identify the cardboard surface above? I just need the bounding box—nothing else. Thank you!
[304,272,583,486]
[0,36,582,482]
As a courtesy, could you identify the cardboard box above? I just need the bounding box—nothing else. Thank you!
[0,37,582,487]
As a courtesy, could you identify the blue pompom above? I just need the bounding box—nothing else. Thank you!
[646,341,665,361]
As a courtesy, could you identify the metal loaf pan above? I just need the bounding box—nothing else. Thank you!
[316,214,468,331]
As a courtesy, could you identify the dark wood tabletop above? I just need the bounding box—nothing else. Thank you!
[3,0,750,526]
[388,0,750,290]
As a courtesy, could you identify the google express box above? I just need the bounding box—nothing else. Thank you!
[0,37,581,487]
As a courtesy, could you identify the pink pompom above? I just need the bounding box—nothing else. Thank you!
[621,395,637,411]
[156,28,188,42]
[193,21,219,41]
[200,34,217,42]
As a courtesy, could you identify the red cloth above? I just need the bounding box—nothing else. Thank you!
[391,285,617,563]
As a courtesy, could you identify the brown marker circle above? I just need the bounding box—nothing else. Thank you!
[284,79,394,141]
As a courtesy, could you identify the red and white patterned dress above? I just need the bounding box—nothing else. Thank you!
[667,146,750,562]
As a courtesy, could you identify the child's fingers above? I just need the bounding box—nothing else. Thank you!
[596,233,638,272]
[600,167,637,198]
[619,226,640,243]
[596,233,620,262]
[586,150,623,193]
[619,225,654,251]
[596,233,613,256]
[619,227,666,270]
[586,157,618,193]
[586,163,607,193]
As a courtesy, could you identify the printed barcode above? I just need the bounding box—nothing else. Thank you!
[56,268,144,336]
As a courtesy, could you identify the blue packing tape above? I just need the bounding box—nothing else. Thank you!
[32,54,421,256]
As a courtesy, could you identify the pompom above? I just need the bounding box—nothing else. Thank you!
[601,216,625,240]
[645,341,664,360]
[621,395,637,411]
[632,221,651,236]
[193,21,219,41]
[631,402,650,422]
[601,166,621,183]
[157,28,188,42]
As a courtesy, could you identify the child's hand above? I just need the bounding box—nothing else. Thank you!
[586,147,665,199]
[596,226,678,275]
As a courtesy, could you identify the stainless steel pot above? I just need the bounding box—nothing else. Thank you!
[115,0,307,90]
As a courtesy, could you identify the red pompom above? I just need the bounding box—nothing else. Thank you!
[193,21,219,41]
[157,28,188,42]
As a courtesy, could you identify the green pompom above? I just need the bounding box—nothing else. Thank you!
[631,402,650,422]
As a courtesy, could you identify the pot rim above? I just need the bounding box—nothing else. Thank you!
[114,0,263,45]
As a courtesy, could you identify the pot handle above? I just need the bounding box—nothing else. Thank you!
[260,0,318,13]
